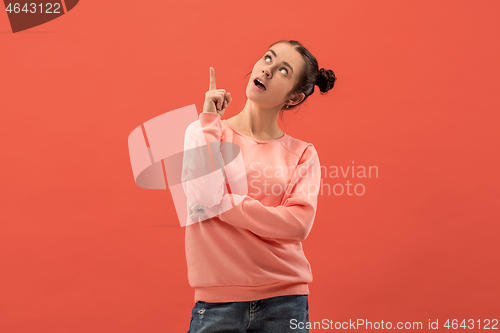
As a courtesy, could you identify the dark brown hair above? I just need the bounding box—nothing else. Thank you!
[246,40,337,120]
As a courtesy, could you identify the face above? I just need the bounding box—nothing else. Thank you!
[246,42,305,109]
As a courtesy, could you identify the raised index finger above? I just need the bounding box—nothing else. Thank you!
[209,67,216,91]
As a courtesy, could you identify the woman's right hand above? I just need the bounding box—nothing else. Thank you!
[203,67,232,117]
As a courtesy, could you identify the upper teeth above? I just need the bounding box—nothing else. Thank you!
[256,78,265,86]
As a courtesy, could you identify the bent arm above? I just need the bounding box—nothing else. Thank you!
[207,145,322,244]
[181,112,226,208]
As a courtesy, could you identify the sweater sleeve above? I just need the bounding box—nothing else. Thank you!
[206,144,322,244]
[181,112,227,208]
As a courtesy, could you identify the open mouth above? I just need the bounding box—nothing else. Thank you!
[254,78,266,90]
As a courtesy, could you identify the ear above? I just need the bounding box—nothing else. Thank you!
[288,92,305,106]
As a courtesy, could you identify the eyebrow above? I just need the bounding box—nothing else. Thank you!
[267,49,294,74]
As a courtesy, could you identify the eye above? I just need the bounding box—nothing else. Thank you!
[263,54,288,76]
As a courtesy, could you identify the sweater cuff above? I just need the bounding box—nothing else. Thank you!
[199,112,221,129]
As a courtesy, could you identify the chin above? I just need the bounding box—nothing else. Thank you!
[246,89,260,103]
[246,85,276,107]
[245,85,256,100]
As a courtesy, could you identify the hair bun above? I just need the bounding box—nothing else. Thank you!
[316,68,337,93]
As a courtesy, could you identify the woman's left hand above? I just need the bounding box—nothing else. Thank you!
[188,202,208,219]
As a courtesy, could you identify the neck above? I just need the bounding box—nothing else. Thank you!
[233,99,283,139]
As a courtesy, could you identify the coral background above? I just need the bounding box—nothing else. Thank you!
[1,0,499,332]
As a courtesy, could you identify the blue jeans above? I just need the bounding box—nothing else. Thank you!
[186,294,309,333]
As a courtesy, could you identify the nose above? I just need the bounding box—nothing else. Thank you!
[262,68,272,78]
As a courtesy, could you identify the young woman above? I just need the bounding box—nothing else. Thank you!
[183,40,336,333]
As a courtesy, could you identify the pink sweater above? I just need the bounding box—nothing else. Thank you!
[183,111,321,303]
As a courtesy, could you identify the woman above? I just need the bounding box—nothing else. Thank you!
[182,40,337,333]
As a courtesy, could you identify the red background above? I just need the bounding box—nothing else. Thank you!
[1,0,499,332]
